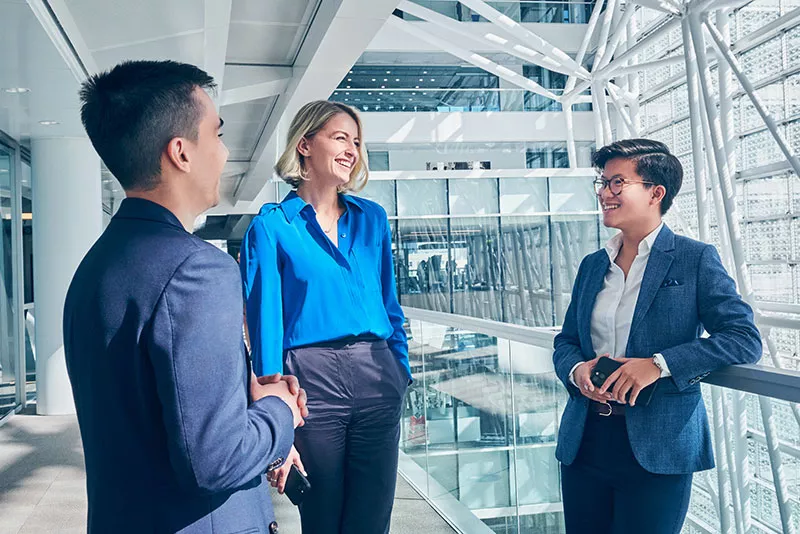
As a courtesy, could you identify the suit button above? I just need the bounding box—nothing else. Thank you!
[269,521,279,534]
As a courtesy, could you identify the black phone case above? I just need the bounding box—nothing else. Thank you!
[284,464,311,506]
[589,356,658,406]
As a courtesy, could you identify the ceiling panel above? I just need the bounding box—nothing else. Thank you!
[226,23,305,65]
[68,0,204,52]
[92,33,207,72]
[0,0,84,141]
[221,95,277,161]
[231,0,312,25]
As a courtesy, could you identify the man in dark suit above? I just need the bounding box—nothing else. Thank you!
[63,60,305,533]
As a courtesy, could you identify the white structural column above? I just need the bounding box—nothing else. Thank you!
[32,137,102,415]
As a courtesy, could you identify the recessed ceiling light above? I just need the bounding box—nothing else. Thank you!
[419,78,423,82]
[3,88,30,94]
[423,71,428,74]
[346,86,351,88]
[39,120,60,126]
[347,78,352,82]
[381,85,386,88]
[383,78,388,82]
[371,78,376,82]
[430,78,435,81]
[386,71,391,74]
[395,78,400,82]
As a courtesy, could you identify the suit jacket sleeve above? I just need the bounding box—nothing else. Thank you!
[553,257,587,396]
[241,218,284,376]
[148,247,294,493]
[378,207,409,372]
[660,244,763,391]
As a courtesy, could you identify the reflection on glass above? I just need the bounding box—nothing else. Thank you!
[0,148,16,418]
[550,216,599,324]
[451,217,502,321]
[399,319,570,533]
[501,216,553,327]
[397,219,450,312]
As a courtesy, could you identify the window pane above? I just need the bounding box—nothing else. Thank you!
[449,179,498,215]
[501,216,553,327]
[451,217,502,321]
[397,179,447,216]
[397,219,450,312]
[500,178,548,214]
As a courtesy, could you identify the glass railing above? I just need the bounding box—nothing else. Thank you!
[399,0,597,25]
[399,306,800,534]
[330,89,592,113]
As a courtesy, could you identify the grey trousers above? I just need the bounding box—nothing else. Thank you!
[284,338,408,534]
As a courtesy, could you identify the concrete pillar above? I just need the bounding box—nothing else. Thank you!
[32,137,102,415]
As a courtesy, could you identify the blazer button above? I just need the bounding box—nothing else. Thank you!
[269,521,279,534]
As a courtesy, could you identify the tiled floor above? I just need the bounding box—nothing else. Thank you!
[0,407,455,534]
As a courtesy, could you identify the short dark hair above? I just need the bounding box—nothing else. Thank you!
[79,60,216,191]
[592,138,683,214]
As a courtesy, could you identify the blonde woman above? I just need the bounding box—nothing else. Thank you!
[240,100,410,534]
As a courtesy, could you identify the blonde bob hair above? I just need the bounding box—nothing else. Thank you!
[274,100,369,192]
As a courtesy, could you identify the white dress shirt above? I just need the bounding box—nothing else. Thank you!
[569,223,671,386]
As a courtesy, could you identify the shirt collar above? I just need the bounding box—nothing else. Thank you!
[114,197,184,230]
[279,190,363,223]
[604,222,664,261]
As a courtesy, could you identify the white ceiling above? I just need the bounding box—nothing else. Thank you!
[0,0,400,211]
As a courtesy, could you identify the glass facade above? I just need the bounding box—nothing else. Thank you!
[0,134,24,419]
[396,0,596,24]
[332,64,592,113]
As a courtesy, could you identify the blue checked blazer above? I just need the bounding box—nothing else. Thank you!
[553,225,762,475]
[63,198,294,533]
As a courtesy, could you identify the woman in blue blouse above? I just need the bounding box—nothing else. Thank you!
[240,100,410,534]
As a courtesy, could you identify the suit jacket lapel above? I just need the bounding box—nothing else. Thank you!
[627,227,675,352]
[578,252,609,356]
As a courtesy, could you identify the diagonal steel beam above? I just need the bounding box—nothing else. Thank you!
[458,0,590,77]
[397,0,586,79]
[387,16,559,101]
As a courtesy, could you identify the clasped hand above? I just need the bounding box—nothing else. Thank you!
[250,373,309,428]
[574,355,660,407]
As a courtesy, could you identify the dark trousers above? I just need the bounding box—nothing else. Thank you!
[560,413,693,534]
[284,338,408,534]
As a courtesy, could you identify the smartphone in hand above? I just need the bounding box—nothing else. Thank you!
[284,464,311,506]
[590,356,658,407]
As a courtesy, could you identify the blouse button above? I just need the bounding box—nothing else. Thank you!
[340,233,347,238]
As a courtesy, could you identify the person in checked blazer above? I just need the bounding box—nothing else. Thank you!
[64,60,306,534]
[553,139,762,534]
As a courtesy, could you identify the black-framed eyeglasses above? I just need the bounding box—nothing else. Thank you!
[593,177,655,196]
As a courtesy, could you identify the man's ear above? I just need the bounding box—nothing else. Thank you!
[652,184,666,204]
[165,137,191,173]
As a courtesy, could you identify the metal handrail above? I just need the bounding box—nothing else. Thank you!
[403,306,800,403]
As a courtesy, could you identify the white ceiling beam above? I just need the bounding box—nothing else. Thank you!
[26,0,99,81]
[233,0,400,202]
[562,16,681,101]
[564,0,606,96]
[458,0,590,78]
[203,0,233,106]
[397,0,586,79]
[387,16,559,101]
[220,78,290,107]
[629,0,682,15]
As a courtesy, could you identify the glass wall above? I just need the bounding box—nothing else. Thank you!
[395,0,596,24]
[401,315,568,534]
[331,64,593,113]
[0,137,22,419]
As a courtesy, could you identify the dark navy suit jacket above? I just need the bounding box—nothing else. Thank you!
[63,198,294,533]
[553,225,762,474]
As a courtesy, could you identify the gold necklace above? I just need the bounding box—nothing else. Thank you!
[321,213,340,234]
